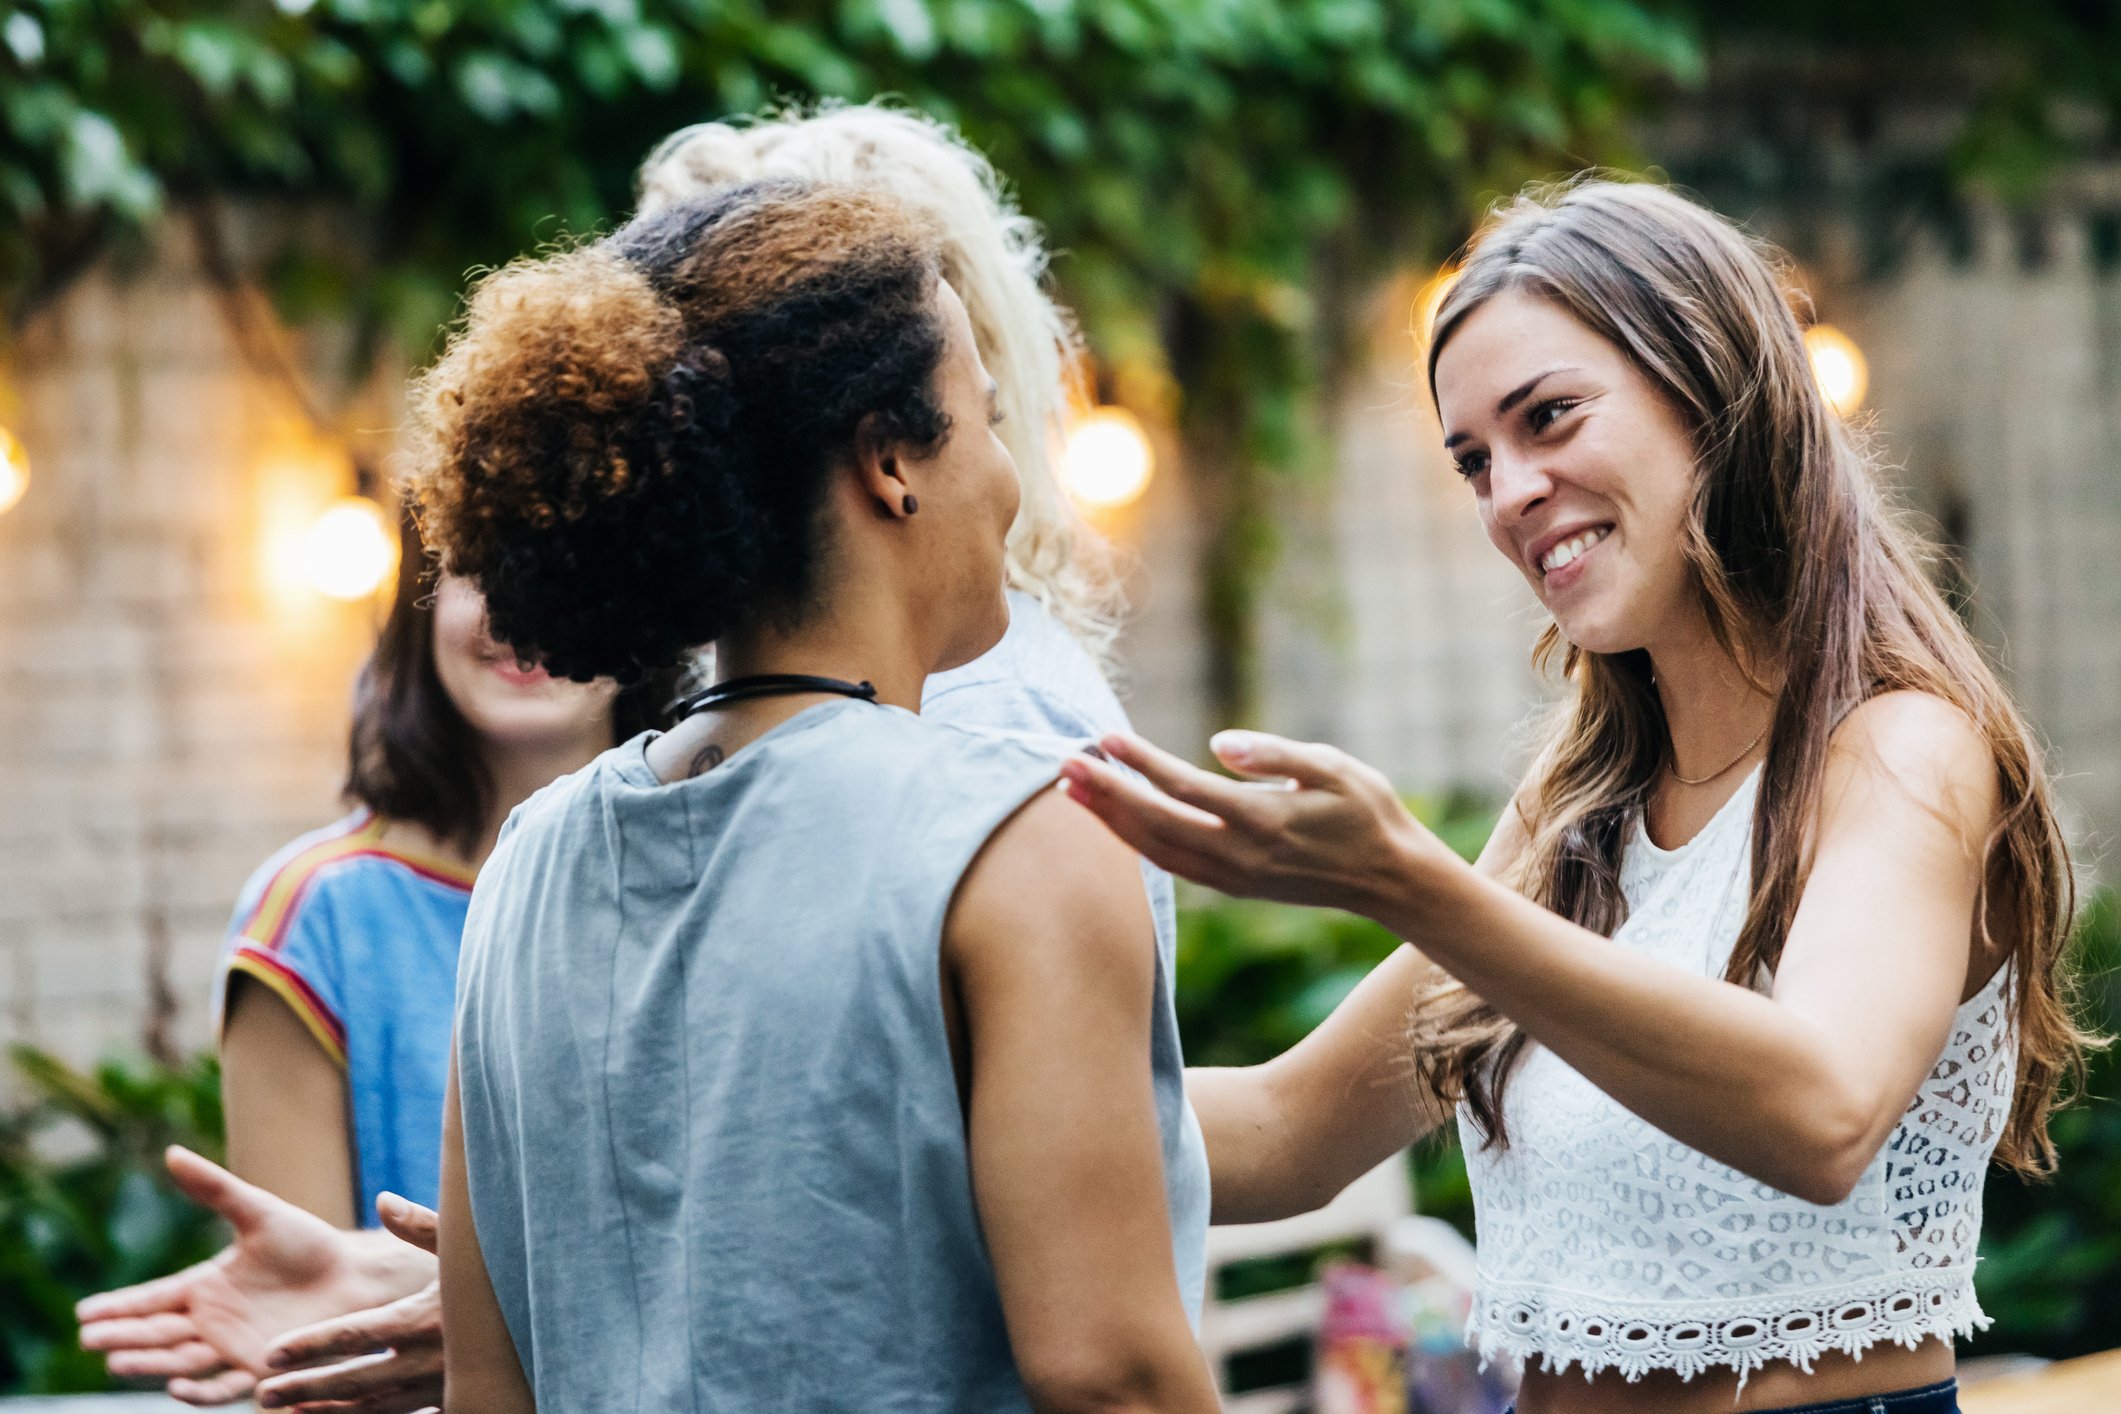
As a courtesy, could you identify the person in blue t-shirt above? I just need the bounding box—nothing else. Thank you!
[211,516,679,1233]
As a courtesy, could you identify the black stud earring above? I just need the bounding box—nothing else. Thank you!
[902,494,919,515]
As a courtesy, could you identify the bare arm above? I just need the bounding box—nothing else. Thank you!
[949,790,1220,1414]
[1184,800,1530,1224]
[1067,692,1999,1206]
[438,1051,533,1414]
[221,977,357,1229]
[1186,947,1445,1225]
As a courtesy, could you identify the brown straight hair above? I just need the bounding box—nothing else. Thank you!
[1413,178,2089,1177]
[344,509,677,858]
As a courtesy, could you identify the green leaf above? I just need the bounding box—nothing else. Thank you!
[876,0,939,59]
[4,13,46,65]
[454,51,565,123]
[619,24,683,90]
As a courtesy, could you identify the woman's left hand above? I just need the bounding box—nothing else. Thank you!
[1058,730,1440,916]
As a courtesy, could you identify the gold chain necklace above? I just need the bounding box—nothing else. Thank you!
[1668,721,1769,787]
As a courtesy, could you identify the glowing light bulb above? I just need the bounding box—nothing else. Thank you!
[1063,406,1155,512]
[302,496,398,601]
[1412,265,1462,350]
[1805,324,1868,417]
[0,425,29,516]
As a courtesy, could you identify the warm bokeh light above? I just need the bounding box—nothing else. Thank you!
[301,496,398,601]
[1805,324,1868,417]
[0,424,29,516]
[1411,265,1463,352]
[1063,405,1155,512]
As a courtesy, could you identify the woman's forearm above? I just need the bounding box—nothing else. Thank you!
[1369,852,1893,1203]
[1185,1065,1305,1224]
[1063,722,1984,1208]
[1189,946,1449,1223]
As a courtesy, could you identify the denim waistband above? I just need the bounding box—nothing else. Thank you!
[1504,1379,1959,1414]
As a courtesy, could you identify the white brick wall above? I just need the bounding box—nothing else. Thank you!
[0,217,382,1086]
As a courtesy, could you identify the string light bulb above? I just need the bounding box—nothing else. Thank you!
[0,424,29,517]
[302,496,398,601]
[1062,406,1155,512]
[1805,324,1868,417]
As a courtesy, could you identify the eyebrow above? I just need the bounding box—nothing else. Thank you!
[1442,366,1582,449]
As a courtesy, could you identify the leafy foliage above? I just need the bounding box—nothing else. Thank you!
[0,1046,226,1395]
[1678,0,2121,200]
[0,0,1702,725]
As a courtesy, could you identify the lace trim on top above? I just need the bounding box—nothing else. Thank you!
[1467,1268,1990,1387]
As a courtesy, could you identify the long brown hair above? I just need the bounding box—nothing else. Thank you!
[1414,178,2087,1177]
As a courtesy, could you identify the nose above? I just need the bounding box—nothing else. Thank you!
[1487,447,1554,528]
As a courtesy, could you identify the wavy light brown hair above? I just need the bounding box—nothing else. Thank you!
[1414,179,2087,1177]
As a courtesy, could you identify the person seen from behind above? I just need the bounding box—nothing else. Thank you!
[414,179,1216,1412]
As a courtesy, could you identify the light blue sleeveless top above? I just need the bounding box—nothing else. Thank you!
[453,699,1186,1411]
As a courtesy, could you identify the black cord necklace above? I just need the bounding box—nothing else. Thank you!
[671,673,879,722]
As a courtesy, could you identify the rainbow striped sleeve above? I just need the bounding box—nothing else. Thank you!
[215,815,395,1070]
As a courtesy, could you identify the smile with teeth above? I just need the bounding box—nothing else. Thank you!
[1539,526,1611,576]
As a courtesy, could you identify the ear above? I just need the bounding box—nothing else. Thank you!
[852,413,917,520]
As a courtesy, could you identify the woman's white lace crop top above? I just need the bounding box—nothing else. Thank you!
[1459,767,2015,1385]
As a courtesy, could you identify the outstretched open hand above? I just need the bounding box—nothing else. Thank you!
[75,1148,437,1407]
[1058,730,1437,916]
[76,1147,364,1402]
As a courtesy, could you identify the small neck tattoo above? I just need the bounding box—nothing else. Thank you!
[685,742,726,780]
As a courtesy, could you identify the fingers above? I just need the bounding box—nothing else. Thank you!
[168,1368,259,1406]
[78,1310,200,1352]
[103,1338,225,1380]
[76,1265,200,1324]
[164,1145,276,1237]
[256,1345,444,1411]
[1058,756,1253,892]
[375,1193,438,1254]
[267,1286,440,1371]
[1209,730,1348,789]
[1092,732,1268,817]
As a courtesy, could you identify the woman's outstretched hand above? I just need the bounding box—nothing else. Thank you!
[75,1148,437,1407]
[1058,730,1441,917]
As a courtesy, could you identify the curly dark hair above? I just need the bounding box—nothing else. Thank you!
[404,180,951,683]
[344,508,678,856]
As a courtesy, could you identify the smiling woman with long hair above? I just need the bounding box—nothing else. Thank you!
[1064,179,2089,1414]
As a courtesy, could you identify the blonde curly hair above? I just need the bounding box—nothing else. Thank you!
[637,101,1123,667]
